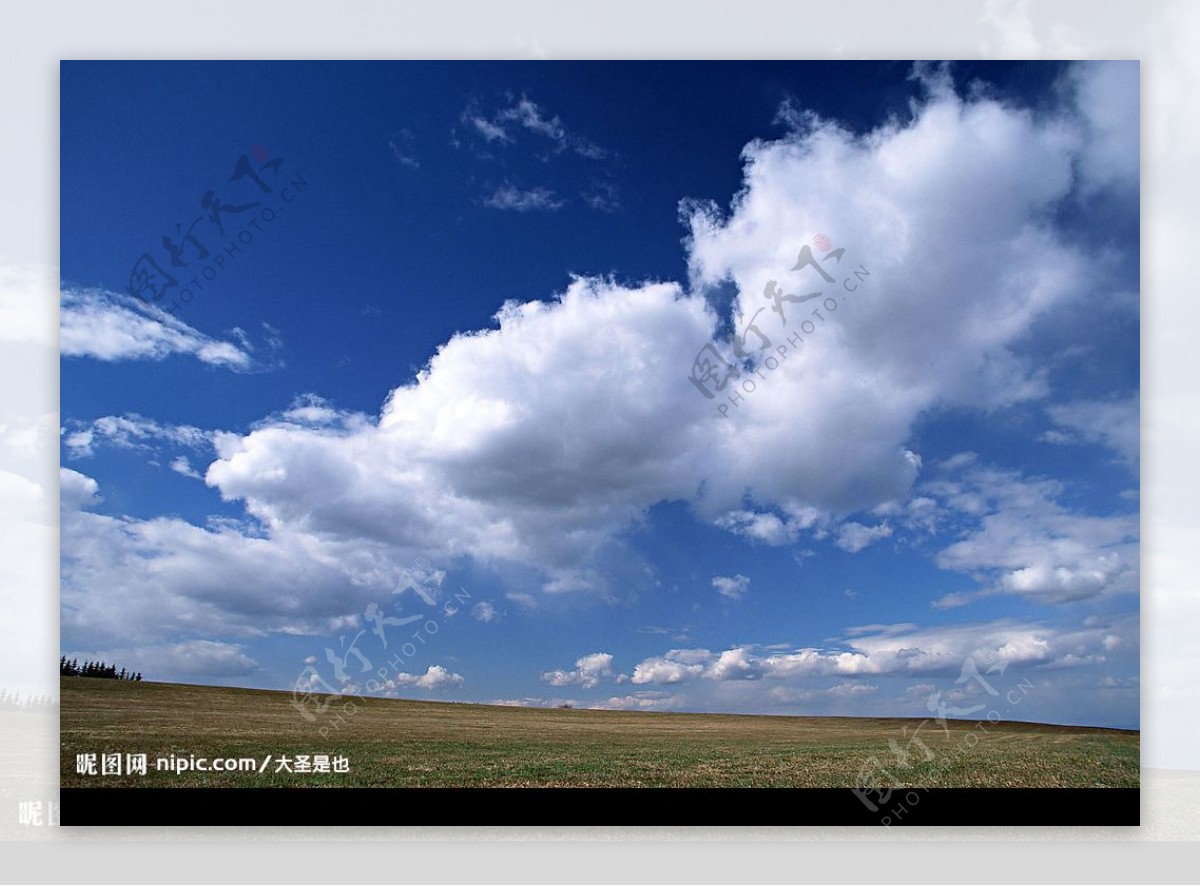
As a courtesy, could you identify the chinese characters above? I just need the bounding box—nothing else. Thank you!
[687,233,871,418]
[851,646,1034,824]
[125,146,308,316]
[290,555,472,739]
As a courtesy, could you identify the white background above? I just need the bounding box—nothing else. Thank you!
[1,0,1198,881]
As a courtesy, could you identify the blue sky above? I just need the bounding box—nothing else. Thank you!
[59,60,1139,728]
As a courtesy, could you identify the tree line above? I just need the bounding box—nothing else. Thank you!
[59,656,143,681]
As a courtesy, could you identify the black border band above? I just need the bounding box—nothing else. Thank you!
[60,787,1140,827]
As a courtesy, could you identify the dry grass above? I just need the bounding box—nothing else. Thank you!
[60,678,1139,788]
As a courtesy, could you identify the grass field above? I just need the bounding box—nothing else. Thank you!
[60,678,1139,788]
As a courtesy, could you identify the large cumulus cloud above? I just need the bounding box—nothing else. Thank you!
[201,63,1132,583]
[62,63,1139,660]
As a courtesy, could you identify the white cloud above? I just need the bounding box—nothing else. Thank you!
[1044,395,1139,464]
[712,573,750,600]
[381,664,464,691]
[482,184,564,212]
[927,464,1138,606]
[467,115,510,144]
[60,466,99,511]
[205,278,712,582]
[60,468,424,648]
[582,180,620,213]
[589,691,682,711]
[1067,60,1139,194]
[62,413,211,459]
[470,601,498,623]
[773,96,819,134]
[64,640,258,680]
[825,681,878,698]
[61,287,255,370]
[707,647,759,680]
[465,95,607,159]
[1039,429,1074,446]
[497,97,566,142]
[834,521,893,553]
[275,394,347,428]
[541,652,614,689]
[387,129,420,169]
[676,67,1123,531]
[629,649,712,685]
[489,696,581,709]
[169,456,202,479]
[626,616,1133,686]
[713,508,820,546]
[138,639,258,677]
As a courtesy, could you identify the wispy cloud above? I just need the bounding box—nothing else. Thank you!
[464,95,608,159]
[467,115,511,144]
[712,573,750,601]
[1042,396,1139,464]
[582,180,620,213]
[459,95,616,213]
[497,97,566,142]
[387,129,420,169]
[482,183,564,212]
[61,287,257,370]
[62,413,212,459]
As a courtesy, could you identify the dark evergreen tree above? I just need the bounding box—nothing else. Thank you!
[60,657,142,681]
